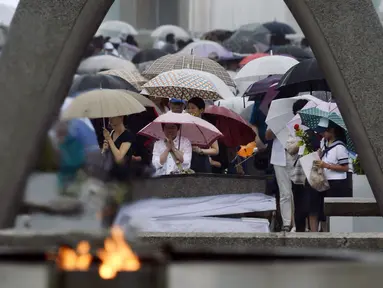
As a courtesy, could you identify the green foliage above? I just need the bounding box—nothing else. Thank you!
[353,156,365,175]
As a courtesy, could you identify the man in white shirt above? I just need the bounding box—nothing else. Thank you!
[266,129,293,232]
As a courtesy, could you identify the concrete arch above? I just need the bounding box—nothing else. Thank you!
[0,0,114,227]
[284,0,383,213]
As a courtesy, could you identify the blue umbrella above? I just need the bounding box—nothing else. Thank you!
[68,119,99,151]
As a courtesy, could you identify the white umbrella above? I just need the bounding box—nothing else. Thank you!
[286,100,322,135]
[61,89,146,120]
[151,25,189,40]
[214,96,252,115]
[265,95,323,147]
[77,55,137,74]
[235,55,299,83]
[95,20,138,38]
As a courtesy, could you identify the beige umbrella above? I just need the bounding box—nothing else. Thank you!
[99,70,148,91]
[61,89,146,120]
[128,92,163,115]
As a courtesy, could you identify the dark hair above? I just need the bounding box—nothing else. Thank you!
[301,38,310,48]
[177,39,187,50]
[161,123,181,131]
[166,33,175,43]
[329,122,347,144]
[126,35,138,47]
[92,36,104,50]
[292,99,309,115]
[188,97,205,110]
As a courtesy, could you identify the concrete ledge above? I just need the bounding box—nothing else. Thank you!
[21,196,83,216]
[131,174,266,200]
[324,198,380,217]
[1,230,383,251]
[139,232,383,251]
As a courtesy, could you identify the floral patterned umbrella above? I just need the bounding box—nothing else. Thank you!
[142,69,226,101]
[142,54,236,88]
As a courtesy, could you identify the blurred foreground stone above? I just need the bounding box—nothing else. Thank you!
[0,230,383,251]
[0,0,113,228]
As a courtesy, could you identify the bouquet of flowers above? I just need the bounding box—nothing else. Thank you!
[294,124,315,156]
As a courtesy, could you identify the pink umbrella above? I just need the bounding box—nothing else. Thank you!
[138,112,223,147]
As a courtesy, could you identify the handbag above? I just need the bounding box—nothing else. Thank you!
[309,163,330,192]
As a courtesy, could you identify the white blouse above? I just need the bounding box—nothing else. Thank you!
[152,136,192,176]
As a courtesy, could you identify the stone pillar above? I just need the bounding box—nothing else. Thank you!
[284,0,383,213]
[0,0,114,228]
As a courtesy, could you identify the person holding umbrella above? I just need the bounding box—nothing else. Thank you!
[187,97,219,173]
[151,123,192,176]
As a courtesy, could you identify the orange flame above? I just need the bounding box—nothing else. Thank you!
[55,226,140,280]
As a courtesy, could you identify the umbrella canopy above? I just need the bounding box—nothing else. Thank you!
[266,95,322,147]
[118,43,140,60]
[244,75,283,101]
[258,83,280,115]
[132,49,167,64]
[142,54,235,87]
[99,70,147,91]
[178,40,234,59]
[214,96,253,115]
[272,45,314,62]
[69,74,138,96]
[298,101,355,152]
[239,53,269,67]
[139,112,222,147]
[235,55,299,83]
[151,25,190,40]
[223,23,271,54]
[61,89,146,120]
[77,55,137,74]
[286,100,320,135]
[261,21,296,37]
[202,29,234,42]
[277,58,330,98]
[203,105,255,147]
[142,69,228,101]
[95,20,138,38]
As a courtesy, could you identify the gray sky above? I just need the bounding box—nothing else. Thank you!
[0,0,18,7]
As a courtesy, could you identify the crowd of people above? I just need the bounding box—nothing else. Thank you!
[39,21,356,232]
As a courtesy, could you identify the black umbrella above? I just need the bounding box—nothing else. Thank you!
[69,74,138,96]
[132,49,167,64]
[262,21,296,37]
[223,23,271,54]
[272,45,314,62]
[276,58,330,98]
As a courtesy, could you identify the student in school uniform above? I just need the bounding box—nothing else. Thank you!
[315,121,351,197]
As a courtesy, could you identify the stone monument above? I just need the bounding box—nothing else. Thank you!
[0,0,114,228]
[284,0,383,214]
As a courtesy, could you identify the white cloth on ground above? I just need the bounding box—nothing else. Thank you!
[114,193,276,226]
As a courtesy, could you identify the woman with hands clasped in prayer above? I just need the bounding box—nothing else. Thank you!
[152,123,192,176]
[186,97,219,173]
